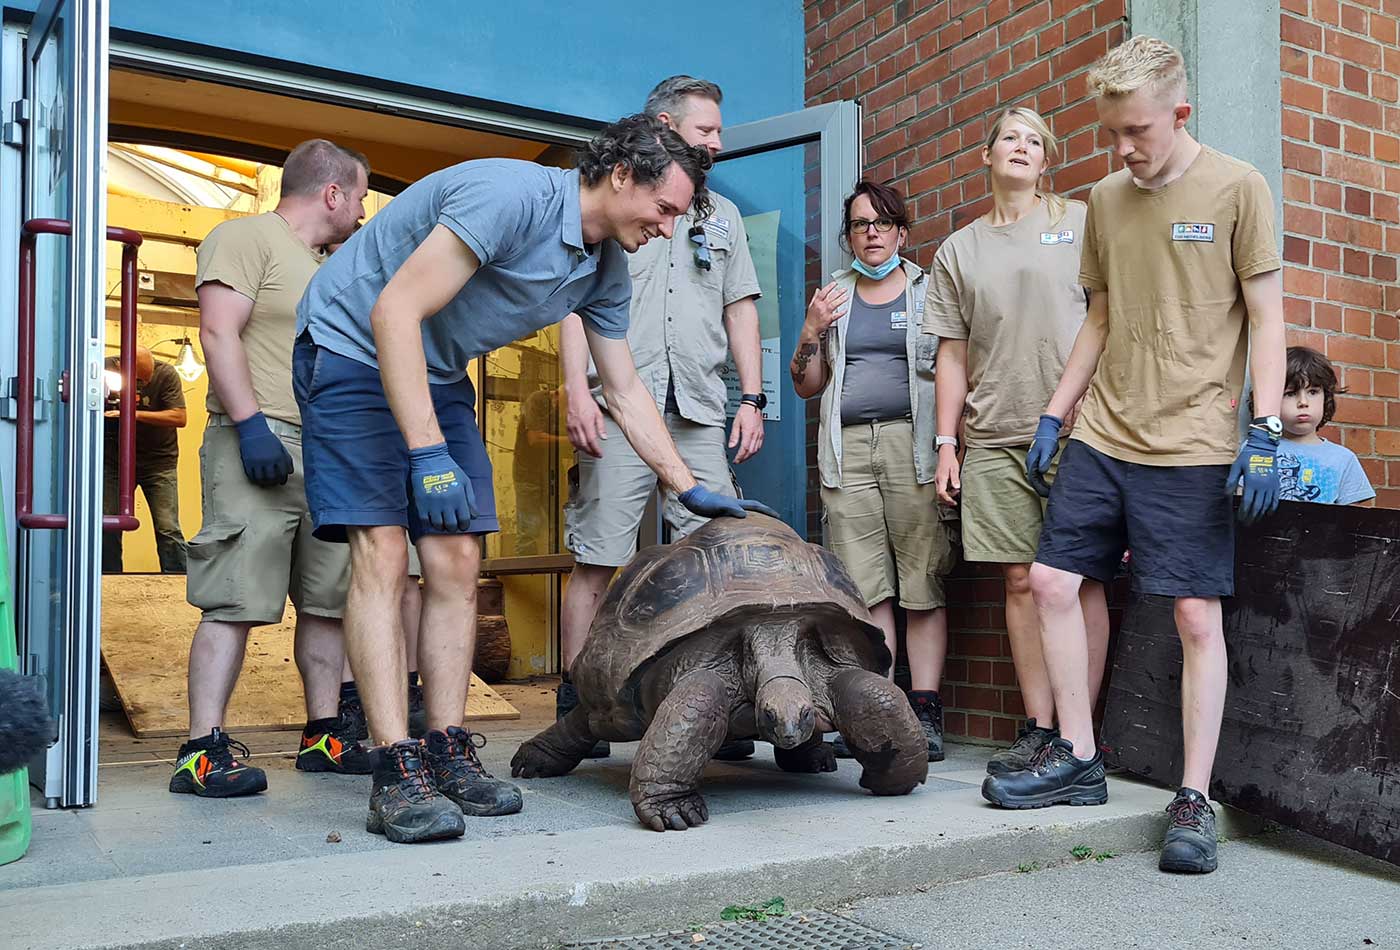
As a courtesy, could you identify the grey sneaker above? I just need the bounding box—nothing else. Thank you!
[1159,787,1218,873]
[986,718,1059,775]
[908,690,944,762]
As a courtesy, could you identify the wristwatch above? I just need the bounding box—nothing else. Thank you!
[740,392,767,411]
[935,435,958,449]
[1250,415,1283,441]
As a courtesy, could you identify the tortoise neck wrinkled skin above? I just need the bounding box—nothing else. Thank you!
[744,619,818,749]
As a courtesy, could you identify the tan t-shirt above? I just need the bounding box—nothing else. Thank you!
[195,212,325,425]
[1075,146,1280,466]
[923,199,1088,447]
[587,191,762,427]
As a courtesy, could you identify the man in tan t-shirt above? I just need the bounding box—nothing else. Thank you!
[981,38,1286,878]
[169,139,371,801]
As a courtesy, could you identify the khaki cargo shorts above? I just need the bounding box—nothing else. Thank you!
[186,416,350,625]
[820,419,958,611]
[565,412,735,568]
[959,444,1062,564]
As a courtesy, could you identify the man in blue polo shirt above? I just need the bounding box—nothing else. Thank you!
[295,114,774,845]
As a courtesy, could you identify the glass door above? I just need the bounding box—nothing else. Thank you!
[707,101,860,538]
[10,0,111,807]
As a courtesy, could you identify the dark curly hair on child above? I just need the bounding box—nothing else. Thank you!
[1285,345,1345,431]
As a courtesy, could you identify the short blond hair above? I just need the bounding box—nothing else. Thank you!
[1087,35,1188,104]
[983,107,1068,226]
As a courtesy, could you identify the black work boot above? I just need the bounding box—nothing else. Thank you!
[830,733,854,758]
[986,718,1059,775]
[338,684,368,742]
[407,681,428,740]
[296,717,374,774]
[980,737,1108,809]
[366,740,465,843]
[1159,787,1218,874]
[424,727,524,817]
[908,690,945,762]
[557,676,608,758]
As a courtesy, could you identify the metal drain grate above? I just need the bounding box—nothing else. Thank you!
[561,910,920,950]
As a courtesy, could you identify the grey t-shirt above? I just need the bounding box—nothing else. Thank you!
[839,288,912,425]
[297,160,631,384]
[1277,438,1375,505]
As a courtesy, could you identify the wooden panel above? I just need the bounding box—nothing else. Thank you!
[1103,502,1400,865]
[101,575,518,738]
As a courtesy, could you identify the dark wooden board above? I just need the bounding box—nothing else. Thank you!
[1102,502,1400,865]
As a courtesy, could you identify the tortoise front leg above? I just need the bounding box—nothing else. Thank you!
[511,707,598,778]
[828,669,928,796]
[630,670,729,831]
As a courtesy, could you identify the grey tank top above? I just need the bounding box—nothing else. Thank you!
[840,287,912,425]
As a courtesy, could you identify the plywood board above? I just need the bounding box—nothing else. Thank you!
[100,575,518,738]
[1102,502,1400,865]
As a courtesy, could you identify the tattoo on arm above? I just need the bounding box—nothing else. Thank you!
[789,342,819,382]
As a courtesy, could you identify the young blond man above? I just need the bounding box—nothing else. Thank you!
[980,36,1286,875]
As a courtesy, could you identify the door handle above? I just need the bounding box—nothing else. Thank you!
[15,217,144,532]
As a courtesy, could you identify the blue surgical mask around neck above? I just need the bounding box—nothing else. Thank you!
[851,252,902,281]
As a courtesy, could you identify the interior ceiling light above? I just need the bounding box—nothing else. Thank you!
[174,336,205,383]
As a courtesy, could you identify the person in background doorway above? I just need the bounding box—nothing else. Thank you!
[170,139,372,801]
[789,179,956,763]
[1274,346,1374,506]
[102,345,189,574]
[560,76,766,762]
[985,37,1286,877]
[295,114,771,845]
[925,107,1111,776]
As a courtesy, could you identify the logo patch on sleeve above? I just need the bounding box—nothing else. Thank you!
[1171,222,1215,242]
[1040,229,1075,245]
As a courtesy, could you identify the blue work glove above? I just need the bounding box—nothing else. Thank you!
[233,412,294,487]
[678,485,780,520]
[409,443,477,532]
[1025,414,1064,498]
[1226,425,1281,524]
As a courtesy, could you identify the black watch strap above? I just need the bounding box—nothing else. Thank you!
[740,392,767,410]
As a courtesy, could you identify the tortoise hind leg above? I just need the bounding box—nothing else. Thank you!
[828,669,928,795]
[630,670,729,831]
[511,707,598,778]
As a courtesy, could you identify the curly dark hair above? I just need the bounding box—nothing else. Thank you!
[576,113,713,219]
[838,179,910,253]
[1285,345,1345,431]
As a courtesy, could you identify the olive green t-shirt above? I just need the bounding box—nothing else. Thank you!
[923,199,1088,448]
[195,212,325,426]
[1075,146,1281,466]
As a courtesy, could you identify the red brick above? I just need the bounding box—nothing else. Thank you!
[1284,77,1327,112]
[1284,140,1325,174]
[1329,333,1389,367]
[1345,124,1372,155]
[1375,73,1400,103]
[1096,0,1127,26]
[1283,13,1326,49]
[996,0,1051,46]
[1003,692,1027,717]
[1285,294,1313,325]
[1285,203,1326,237]
[1315,301,1345,329]
[1374,13,1400,43]
[1313,54,1343,87]
[1345,186,1373,216]
[1313,242,1343,272]
[1327,90,1385,126]
[1377,312,1400,340]
[1343,63,1370,95]
[1341,2,1371,33]
[1344,307,1374,335]
[1316,0,1342,25]
[966,714,992,740]
[1285,267,1327,297]
[945,710,967,737]
[991,716,1017,744]
[1344,247,1372,276]
[1374,371,1400,398]
[1325,28,1383,68]
[1000,59,1052,101]
[1374,254,1398,281]
[1334,396,1387,425]
[1327,274,1387,308]
[1283,0,1309,10]
[1326,151,1386,188]
[1284,235,1311,264]
[1287,108,1316,142]
[1313,117,1342,147]
[1282,45,1311,78]
[1376,134,1400,165]
[1315,180,1344,209]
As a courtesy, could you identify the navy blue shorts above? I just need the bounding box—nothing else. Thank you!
[1034,440,1235,598]
[293,335,499,542]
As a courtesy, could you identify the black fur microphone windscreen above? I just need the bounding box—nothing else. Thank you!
[0,669,50,775]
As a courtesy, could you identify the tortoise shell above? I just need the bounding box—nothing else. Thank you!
[572,514,887,709]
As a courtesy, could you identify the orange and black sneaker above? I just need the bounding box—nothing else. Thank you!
[169,729,268,798]
[296,717,373,774]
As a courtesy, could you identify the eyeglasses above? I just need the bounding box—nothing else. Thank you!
[847,217,897,234]
[688,224,712,271]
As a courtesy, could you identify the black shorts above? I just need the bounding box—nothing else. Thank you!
[1034,440,1235,598]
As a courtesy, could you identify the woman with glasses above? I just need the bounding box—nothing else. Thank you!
[789,179,955,762]
[923,107,1111,776]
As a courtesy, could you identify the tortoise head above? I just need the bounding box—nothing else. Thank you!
[755,676,817,749]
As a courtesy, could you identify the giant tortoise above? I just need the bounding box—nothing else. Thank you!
[511,514,929,831]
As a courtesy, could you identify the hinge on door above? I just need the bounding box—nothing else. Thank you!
[3,99,30,148]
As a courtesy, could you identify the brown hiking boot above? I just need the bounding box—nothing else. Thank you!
[424,727,524,817]
[366,740,465,843]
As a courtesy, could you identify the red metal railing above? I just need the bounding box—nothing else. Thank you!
[15,218,143,531]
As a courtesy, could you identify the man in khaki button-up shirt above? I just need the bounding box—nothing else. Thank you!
[558,76,764,756]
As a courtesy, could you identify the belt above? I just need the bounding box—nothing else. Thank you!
[207,412,302,438]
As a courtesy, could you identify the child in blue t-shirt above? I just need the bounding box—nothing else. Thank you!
[1277,346,1375,506]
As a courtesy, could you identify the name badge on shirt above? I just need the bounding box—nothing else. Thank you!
[1040,229,1075,245]
[1172,222,1215,242]
[702,216,730,240]
[890,311,908,330]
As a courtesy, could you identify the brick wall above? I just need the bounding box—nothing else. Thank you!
[1279,0,1400,508]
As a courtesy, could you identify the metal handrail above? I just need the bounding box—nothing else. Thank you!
[16,218,143,532]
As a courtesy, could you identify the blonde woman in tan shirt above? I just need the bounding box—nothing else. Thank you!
[924,107,1110,776]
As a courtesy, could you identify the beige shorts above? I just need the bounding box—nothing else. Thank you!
[820,419,958,610]
[565,412,735,568]
[186,417,350,624]
[960,444,1060,564]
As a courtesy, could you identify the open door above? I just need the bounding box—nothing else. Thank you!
[704,101,860,538]
[6,0,112,807]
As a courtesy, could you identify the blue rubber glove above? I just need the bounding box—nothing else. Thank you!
[678,485,780,520]
[233,412,294,487]
[409,443,477,532]
[1025,414,1064,498]
[1226,425,1281,524]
